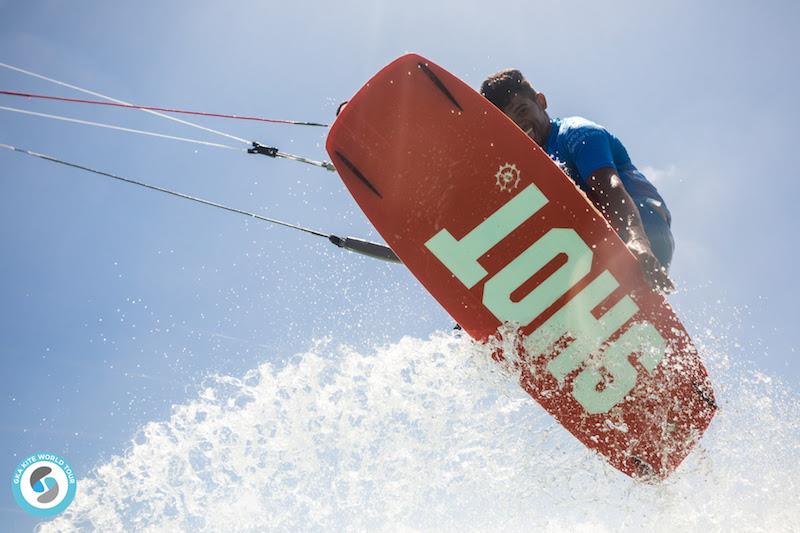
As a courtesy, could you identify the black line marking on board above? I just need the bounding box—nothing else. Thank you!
[693,382,718,410]
[334,151,383,198]
[630,456,656,480]
[417,62,463,112]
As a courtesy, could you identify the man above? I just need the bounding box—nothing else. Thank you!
[480,69,674,292]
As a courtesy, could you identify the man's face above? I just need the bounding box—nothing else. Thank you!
[502,92,550,146]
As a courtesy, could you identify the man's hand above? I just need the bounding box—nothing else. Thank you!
[626,236,675,293]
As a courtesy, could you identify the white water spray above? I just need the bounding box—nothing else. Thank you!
[39,325,799,532]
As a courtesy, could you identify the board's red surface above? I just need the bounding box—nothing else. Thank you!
[326,54,716,479]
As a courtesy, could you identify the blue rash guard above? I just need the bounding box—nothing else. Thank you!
[542,116,675,269]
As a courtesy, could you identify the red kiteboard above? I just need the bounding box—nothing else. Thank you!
[326,54,716,480]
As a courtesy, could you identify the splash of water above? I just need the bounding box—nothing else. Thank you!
[40,329,799,532]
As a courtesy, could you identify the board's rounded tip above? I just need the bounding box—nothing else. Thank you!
[395,52,433,67]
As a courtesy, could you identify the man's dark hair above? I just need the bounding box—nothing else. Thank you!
[480,69,536,111]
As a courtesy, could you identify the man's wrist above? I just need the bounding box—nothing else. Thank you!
[626,232,653,256]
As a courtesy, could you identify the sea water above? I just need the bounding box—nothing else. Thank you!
[39,322,799,532]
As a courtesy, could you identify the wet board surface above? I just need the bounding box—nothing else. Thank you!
[326,54,716,479]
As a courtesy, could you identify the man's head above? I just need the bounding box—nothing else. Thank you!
[481,69,551,146]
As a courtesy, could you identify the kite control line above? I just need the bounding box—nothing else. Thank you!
[0,62,335,171]
[0,90,330,127]
[0,105,243,151]
[1,143,399,263]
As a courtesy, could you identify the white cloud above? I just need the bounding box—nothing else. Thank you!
[640,164,677,184]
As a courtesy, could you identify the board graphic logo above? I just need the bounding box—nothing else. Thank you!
[495,163,521,192]
[425,182,667,414]
[12,452,77,517]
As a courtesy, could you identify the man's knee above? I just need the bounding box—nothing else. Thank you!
[641,209,674,270]
[649,230,674,271]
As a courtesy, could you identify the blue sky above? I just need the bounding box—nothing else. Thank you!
[2,1,798,530]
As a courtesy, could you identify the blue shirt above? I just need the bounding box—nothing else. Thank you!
[543,117,669,222]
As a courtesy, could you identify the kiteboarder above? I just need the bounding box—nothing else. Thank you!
[480,69,674,292]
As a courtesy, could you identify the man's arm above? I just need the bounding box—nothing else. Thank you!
[585,167,674,292]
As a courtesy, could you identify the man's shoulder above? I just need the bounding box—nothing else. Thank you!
[557,116,608,135]
[555,116,611,153]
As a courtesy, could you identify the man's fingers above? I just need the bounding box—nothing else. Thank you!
[650,263,674,293]
[627,243,675,294]
[654,270,675,293]
[640,253,674,293]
